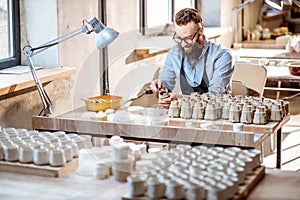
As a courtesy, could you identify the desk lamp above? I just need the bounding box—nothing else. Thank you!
[22,17,119,116]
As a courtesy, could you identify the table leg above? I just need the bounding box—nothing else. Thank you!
[276,128,282,169]
[276,81,282,100]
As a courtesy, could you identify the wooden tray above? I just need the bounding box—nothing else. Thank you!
[122,166,265,200]
[0,158,78,178]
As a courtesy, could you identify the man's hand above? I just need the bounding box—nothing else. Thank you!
[150,80,165,98]
[158,93,177,109]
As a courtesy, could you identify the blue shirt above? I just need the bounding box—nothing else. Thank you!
[160,40,234,94]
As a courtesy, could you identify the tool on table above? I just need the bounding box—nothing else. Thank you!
[123,89,153,105]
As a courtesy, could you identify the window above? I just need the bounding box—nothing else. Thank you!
[0,0,20,70]
[139,0,196,35]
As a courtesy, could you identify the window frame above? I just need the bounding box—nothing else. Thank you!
[139,0,198,35]
[0,0,20,70]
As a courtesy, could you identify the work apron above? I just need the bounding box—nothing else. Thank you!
[180,51,209,95]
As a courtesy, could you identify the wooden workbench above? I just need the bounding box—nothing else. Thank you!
[0,168,299,199]
[32,107,290,168]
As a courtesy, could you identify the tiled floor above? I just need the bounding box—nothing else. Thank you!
[262,90,300,171]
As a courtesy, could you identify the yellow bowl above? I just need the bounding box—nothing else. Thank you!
[84,95,122,112]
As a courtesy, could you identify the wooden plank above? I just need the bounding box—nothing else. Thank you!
[233,166,265,200]
[0,158,78,178]
[0,67,76,96]
[31,107,289,148]
[32,115,255,147]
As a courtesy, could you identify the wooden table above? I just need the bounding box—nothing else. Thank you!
[264,66,300,99]
[0,168,299,199]
[232,48,300,99]
[32,107,290,169]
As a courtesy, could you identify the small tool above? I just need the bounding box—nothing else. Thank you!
[123,89,153,105]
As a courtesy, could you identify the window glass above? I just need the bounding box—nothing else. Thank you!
[0,0,20,69]
[174,0,195,13]
[146,0,170,27]
[141,0,195,35]
[0,0,9,59]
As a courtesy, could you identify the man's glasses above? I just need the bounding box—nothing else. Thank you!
[173,27,200,47]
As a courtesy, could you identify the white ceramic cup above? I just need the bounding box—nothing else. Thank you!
[0,144,4,160]
[94,162,110,179]
[112,158,132,182]
[49,149,66,167]
[33,148,49,165]
[4,144,19,161]
[127,176,145,197]
[147,177,166,199]
[19,146,33,163]
[60,145,73,162]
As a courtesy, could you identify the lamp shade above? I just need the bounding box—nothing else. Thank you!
[96,27,119,49]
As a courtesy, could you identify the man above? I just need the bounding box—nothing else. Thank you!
[150,8,234,108]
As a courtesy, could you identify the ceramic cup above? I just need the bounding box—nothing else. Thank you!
[112,158,132,182]
[127,176,145,197]
[186,183,206,199]
[113,142,129,161]
[109,135,124,146]
[33,148,49,165]
[60,145,73,162]
[0,144,4,160]
[180,101,192,119]
[19,146,33,163]
[168,100,180,118]
[147,177,166,199]
[94,161,110,179]
[165,180,184,200]
[49,149,66,167]
[4,144,19,161]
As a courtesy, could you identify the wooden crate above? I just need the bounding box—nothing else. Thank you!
[0,158,78,178]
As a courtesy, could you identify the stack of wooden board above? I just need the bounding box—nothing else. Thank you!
[0,159,78,177]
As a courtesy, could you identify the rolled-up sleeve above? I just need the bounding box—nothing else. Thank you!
[208,48,234,94]
[159,51,178,92]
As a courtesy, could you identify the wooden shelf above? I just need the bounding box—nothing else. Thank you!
[241,40,285,49]
[0,67,76,96]
[262,11,288,21]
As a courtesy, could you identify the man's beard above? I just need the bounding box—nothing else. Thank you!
[179,42,203,67]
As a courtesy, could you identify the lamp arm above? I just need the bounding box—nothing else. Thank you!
[22,22,89,117]
[27,26,88,57]
[23,54,53,116]
[233,0,256,12]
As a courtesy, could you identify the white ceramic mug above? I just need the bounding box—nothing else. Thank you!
[33,148,49,165]
[60,145,73,162]
[19,146,33,163]
[0,144,4,160]
[127,176,145,197]
[49,149,66,167]
[4,144,19,161]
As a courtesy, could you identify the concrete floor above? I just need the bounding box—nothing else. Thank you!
[263,90,300,171]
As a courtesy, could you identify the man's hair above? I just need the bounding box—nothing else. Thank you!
[175,8,202,26]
